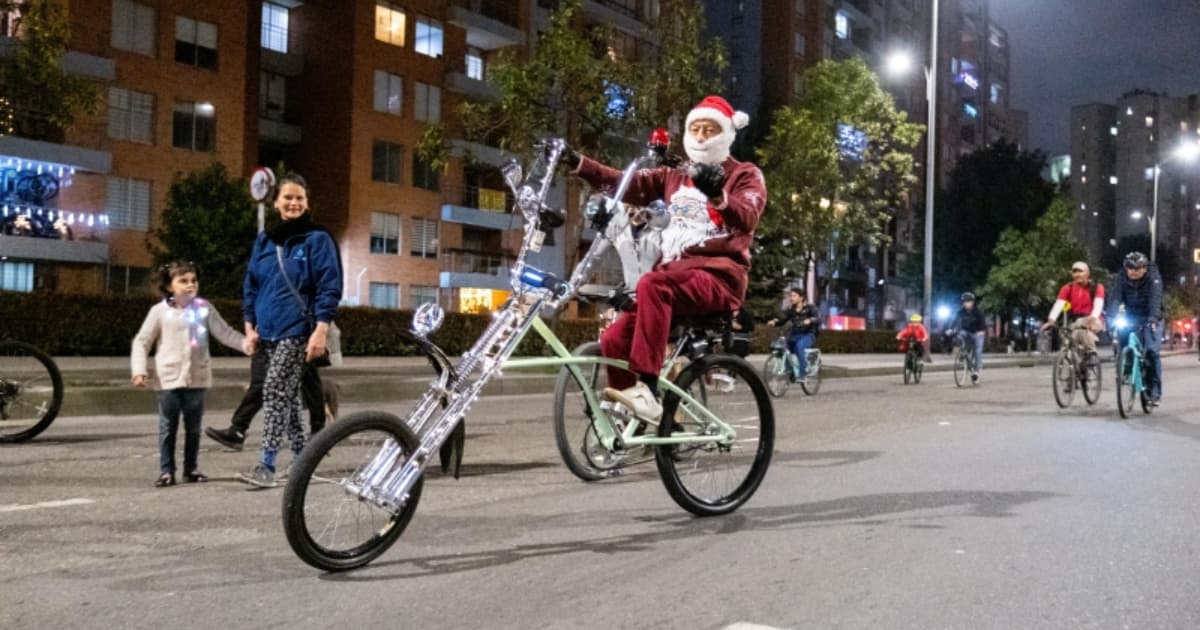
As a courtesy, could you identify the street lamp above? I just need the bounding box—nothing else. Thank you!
[884,0,938,320]
[1138,140,1200,263]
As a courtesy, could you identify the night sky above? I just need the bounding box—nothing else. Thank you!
[988,0,1200,156]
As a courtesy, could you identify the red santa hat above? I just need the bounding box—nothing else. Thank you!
[684,95,750,137]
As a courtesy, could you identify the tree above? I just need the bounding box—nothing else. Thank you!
[751,58,922,311]
[0,1,100,140]
[933,141,1055,298]
[980,195,1092,349]
[148,163,257,299]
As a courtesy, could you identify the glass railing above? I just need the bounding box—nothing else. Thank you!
[440,248,514,275]
[444,183,512,213]
[451,0,520,28]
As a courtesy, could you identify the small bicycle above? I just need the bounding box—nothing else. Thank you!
[1049,310,1101,408]
[1113,318,1154,419]
[0,339,64,443]
[951,331,981,388]
[901,340,924,385]
[762,336,822,397]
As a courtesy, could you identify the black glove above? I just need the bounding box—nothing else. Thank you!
[690,162,726,200]
[556,142,581,171]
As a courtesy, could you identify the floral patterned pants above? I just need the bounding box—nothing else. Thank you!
[261,338,307,455]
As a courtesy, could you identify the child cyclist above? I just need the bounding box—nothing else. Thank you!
[132,261,248,487]
[896,313,933,363]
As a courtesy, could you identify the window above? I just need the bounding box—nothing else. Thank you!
[172,101,216,151]
[414,16,443,57]
[409,285,438,307]
[112,0,156,56]
[368,282,400,309]
[1080,164,1086,173]
[260,72,286,119]
[795,0,806,15]
[105,176,151,231]
[794,32,806,57]
[108,87,154,144]
[1145,167,1155,181]
[1109,176,1118,185]
[373,70,403,115]
[411,218,438,258]
[466,48,484,80]
[375,3,406,46]
[414,82,441,123]
[262,2,289,53]
[370,211,401,254]
[0,261,33,292]
[835,11,849,39]
[413,156,440,191]
[371,141,403,184]
[1145,116,1154,128]
[175,16,218,70]
[990,83,1003,105]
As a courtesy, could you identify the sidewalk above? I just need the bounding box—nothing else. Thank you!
[50,350,1102,417]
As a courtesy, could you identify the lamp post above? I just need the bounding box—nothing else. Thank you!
[1135,140,1200,263]
[885,0,938,320]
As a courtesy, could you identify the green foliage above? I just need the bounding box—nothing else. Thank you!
[148,163,257,299]
[752,58,922,306]
[415,122,450,174]
[0,1,100,139]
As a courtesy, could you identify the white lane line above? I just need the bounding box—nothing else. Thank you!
[0,498,95,513]
[724,624,790,630]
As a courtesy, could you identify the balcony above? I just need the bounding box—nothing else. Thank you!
[449,139,508,167]
[0,38,113,81]
[448,0,525,50]
[441,183,515,230]
[0,135,111,174]
[581,1,648,37]
[260,25,304,76]
[439,248,513,290]
[259,116,301,145]
[0,233,108,264]
[445,71,500,101]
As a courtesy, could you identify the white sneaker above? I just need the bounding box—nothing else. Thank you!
[602,382,662,421]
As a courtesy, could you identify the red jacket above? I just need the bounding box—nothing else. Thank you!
[896,323,929,343]
[576,156,766,302]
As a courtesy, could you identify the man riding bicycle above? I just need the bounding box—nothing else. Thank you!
[561,95,766,420]
[946,292,986,382]
[767,288,820,383]
[1040,261,1105,362]
[1106,251,1163,406]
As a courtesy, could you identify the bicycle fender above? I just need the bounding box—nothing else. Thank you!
[399,332,466,479]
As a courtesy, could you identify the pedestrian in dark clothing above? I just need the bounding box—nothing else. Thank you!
[726,306,755,358]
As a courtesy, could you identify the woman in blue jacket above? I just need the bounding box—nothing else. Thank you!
[237,173,342,488]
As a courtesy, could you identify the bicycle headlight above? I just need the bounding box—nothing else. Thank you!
[1114,315,1129,330]
[411,302,445,338]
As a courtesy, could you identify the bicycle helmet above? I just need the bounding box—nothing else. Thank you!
[960,292,976,302]
[1123,251,1149,270]
[909,313,923,323]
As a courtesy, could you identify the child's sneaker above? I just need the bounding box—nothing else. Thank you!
[237,464,276,489]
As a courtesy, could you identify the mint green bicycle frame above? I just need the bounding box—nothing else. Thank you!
[501,317,737,452]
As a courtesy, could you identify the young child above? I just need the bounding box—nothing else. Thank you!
[896,313,933,363]
[132,261,248,487]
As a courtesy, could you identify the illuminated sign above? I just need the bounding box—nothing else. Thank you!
[963,103,978,118]
[959,72,979,90]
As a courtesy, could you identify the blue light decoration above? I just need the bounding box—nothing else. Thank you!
[963,103,978,118]
[604,81,633,119]
[0,156,108,238]
[836,123,868,163]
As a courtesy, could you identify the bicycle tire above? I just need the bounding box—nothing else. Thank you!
[800,353,821,395]
[552,342,634,482]
[762,354,790,398]
[1140,391,1153,415]
[656,354,774,517]
[1081,355,1102,406]
[1115,348,1136,419]
[1052,351,1074,409]
[903,354,913,384]
[0,340,64,443]
[953,349,967,388]
[283,411,423,571]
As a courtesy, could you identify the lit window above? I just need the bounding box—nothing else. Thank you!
[172,100,215,151]
[369,282,400,309]
[1081,203,1087,210]
[371,141,403,184]
[1110,126,1118,136]
[835,11,849,39]
[370,212,401,254]
[175,16,219,70]
[1126,106,1133,116]
[1110,176,1118,185]
[105,176,152,231]
[262,2,289,53]
[409,285,438,307]
[373,70,403,115]
[108,86,154,144]
[1080,164,1086,173]
[415,16,443,57]
[111,0,156,56]
[1081,176,1087,184]
[1182,121,1189,132]
[1145,116,1154,128]
[411,218,438,259]
[990,83,1003,105]
[466,48,484,80]
[1092,212,1098,217]
[414,82,441,123]
[1145,167,1155,181]
[375,3,406,46]
[0,261,34,292]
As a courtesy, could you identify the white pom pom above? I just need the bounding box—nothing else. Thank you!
[732,111,750,130]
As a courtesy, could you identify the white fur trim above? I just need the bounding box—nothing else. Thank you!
[686,106,734,135]
[732,110,749,130]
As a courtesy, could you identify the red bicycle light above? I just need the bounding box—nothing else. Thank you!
[648,128,669,149]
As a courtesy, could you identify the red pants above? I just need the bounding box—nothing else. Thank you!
[601,267,738,389]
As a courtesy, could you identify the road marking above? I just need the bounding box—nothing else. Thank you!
[724,624,790,630]
[0,498,95,513]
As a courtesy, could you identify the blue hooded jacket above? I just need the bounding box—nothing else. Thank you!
[243,217,342,341]
[1106,264,1163,324]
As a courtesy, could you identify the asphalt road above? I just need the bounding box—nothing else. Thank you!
[3,355,1200,629]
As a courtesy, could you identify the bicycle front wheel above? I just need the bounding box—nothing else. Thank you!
[1115,349,1136,419]
[953,350,967,388]
[762,354,790,398]
[1052,351,1075,408]
[657,354,774,516]
[283,411,423,572]
[0,340,64,443]
[553,342,639,481]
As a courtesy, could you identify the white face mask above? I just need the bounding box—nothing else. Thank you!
[684,130,733,165]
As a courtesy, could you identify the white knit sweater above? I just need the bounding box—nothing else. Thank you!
[131,298,246,390]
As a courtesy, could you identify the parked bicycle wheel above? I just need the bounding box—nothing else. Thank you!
[283,411,423,571]
[553,342,645,481]
[1115,348,1136,419]
[799,351,821,395]
[656,354,774,517]
[1052,351,1075,408]
[1080,354,1102,405]
[0,340,64,443]
[762,353,790,398]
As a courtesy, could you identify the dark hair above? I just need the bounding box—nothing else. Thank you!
[157,260,198,296]
[274,172,309,200]
[789,288,807,299]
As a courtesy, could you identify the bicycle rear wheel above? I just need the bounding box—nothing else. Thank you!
[1080,354,1102,405]
[800,353,821,395]
[903,354,914,384]
[953,350,967,387]
[657,354,774,517]
[1052,351,1075,408]
[762,354,789,398]
[553,342,642,481]
[1115,349,1136,419]
[0,340,64,443]
[283,411,423,571]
